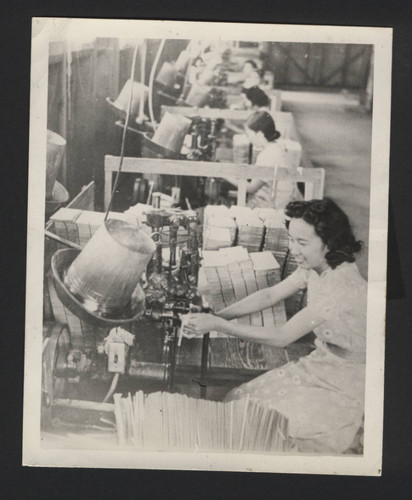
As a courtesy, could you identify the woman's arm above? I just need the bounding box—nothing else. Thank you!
[224,178,265,194]
[225,120,245,134]
[217,276,300,320]
[183,307,324,348]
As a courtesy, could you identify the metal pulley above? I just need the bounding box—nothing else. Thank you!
[131,177,149,205]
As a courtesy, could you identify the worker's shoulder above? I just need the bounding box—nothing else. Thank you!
[257,142,285,165]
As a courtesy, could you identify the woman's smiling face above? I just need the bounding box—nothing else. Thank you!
[288,218,329,274]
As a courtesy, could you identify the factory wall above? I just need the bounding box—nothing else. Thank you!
[261,42,372,90]
[47,39,372,209]
[47,38,190,210]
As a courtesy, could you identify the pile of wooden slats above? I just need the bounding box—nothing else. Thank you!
[114,391,291,452]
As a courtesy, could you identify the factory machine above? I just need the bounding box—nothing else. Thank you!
[114,111,228,210]
[43,206,212,430]
[41,42,260,432]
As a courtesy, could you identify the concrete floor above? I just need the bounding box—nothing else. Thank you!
[283,95,372,279]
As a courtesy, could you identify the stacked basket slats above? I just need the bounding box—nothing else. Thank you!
[114,391,291,453]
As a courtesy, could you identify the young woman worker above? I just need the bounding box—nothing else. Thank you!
[230,86,271,112]
[227,59,262,90]
[182,199,367,454]
[241,59,263,90]
[242,86,271,111]
[227,110,302,210]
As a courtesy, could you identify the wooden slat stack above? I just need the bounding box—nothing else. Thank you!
[235,212,265,253]
[203,205,237,250]
[114,391,291,453]
[49,208,129,248]
[260,209,289,271]
[199,247,285,334]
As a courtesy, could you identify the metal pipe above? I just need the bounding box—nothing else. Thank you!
[102,372,120,403]
[138,39,147,122]
[148,39,166,131]
[45,230,83,251]
[53,398,114,413]
[104,40,140,221]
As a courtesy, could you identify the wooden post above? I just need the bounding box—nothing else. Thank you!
[60,41,68,188]
[237,180,247,206]
[342,45,350,89]
[200,333,210,399]
[138,39,146,122]
[104,169,113,211]
[92,38,120,211]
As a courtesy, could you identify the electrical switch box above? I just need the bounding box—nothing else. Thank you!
[108,343,126,373]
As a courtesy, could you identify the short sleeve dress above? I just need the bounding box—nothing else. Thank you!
[246,142,302,210]
[224,262,367,454]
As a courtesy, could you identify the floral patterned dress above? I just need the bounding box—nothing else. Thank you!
[224,262,367,454]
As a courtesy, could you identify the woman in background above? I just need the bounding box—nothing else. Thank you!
[242,86,271,111]
[227,111,301,209]
[187,56,205,85]
[228,59,263,89]
[182,199,366,454]
[241,59,263,89]
[229,86,270,113]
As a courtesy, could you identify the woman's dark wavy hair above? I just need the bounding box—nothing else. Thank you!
[245,111,281,142]
[244,59,259,70]
[284,198,362,269]
[243,86,270,108]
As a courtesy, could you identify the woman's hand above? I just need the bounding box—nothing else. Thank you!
[181,313,224,338]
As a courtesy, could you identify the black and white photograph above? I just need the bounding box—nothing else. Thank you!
[23,18,391,475]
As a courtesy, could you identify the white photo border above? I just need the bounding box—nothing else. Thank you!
[24,18,392,476]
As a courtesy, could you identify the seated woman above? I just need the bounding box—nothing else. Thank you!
[227,111,302,209]
[241,59,263,90]
[242,86,271,111]
[187,56,205,85]
[228,59,262,89]
[230,86,270,111]
[182,199,367,454]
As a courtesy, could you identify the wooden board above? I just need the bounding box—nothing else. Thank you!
[177,337,289,371]
[189,253,289,373]
[161,107,297,140]
[104,156,325,210]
